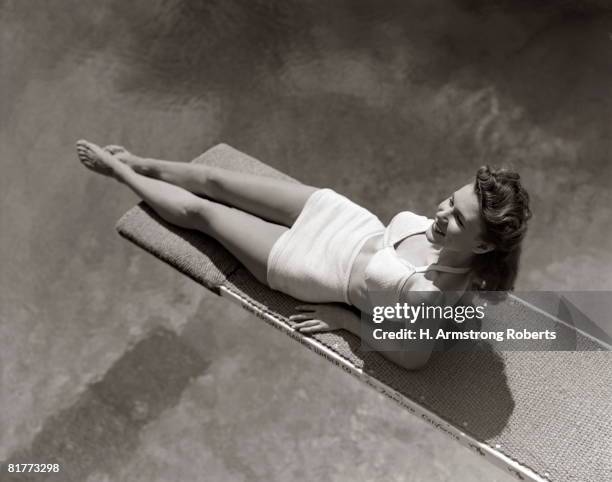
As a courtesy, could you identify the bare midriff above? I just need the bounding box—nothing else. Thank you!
[347,232,384,312]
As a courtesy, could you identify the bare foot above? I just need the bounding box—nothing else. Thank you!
[102,144,146,170]
[76,140,125,179]
[103,144,127,156]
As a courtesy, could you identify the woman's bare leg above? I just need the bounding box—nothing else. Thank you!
[104,145,318,227]
[77,140,287,284]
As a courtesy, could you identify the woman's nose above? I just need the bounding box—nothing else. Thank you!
[438,204,451,218]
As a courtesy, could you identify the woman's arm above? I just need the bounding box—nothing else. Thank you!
[339,307,434,371]
[290,303,434,371]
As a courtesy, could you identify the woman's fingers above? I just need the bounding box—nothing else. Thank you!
[292,320,319,330]
[290,305,318,321]
[288,313,314,321]
[299,324,326,334]
[291,305,330,334]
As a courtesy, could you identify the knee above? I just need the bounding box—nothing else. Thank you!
[183,199,213,230]
[204,167,232,200]
[184,197,233,232]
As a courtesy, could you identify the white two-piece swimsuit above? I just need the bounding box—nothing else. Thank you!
[266,188,472,312]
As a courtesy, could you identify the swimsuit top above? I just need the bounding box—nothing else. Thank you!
[364,211,472,310]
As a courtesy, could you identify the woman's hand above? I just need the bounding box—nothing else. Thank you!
[288,304,347,334]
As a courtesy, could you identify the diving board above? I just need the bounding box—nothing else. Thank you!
[116,143,611,482]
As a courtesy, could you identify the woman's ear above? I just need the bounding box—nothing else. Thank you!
[473,240,495,254]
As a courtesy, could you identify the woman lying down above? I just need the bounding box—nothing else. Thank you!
[76,140,531,369]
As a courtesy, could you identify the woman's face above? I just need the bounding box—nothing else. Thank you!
[425,183,494,254]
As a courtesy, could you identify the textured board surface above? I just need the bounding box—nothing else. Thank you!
[116,144,612,482]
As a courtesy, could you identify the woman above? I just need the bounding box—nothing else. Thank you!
[76,140,532,369]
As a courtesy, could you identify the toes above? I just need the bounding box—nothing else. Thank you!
[76,139,92,150]
[76,141,94,156]
[75,140,114,175]
[77,139,101,154]
[76,146,93,162]
[76,149,90,161]
[82,141,111,161]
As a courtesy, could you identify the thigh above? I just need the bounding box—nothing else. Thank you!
[191,199,288,285]
[206,167,319,227]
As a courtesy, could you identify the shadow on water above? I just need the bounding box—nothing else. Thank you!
[2,328,209,482]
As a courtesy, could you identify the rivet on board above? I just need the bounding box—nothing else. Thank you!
[419,395,425,401]
[333,343,339,349]
[544,472,550,477]
[494,444,501,449]
[462,421,468,427]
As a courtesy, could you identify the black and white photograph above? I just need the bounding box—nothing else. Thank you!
[1,1,611,481]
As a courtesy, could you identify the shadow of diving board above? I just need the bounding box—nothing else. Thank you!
[116,143,611,482]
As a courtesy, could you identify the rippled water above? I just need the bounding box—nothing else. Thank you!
[2,0,612,477]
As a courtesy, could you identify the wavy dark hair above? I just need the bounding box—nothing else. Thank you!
[470,166,532,292]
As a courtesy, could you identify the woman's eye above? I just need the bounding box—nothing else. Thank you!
[449,198,463,226]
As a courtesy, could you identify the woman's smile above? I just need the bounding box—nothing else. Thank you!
[433,219,446,236]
